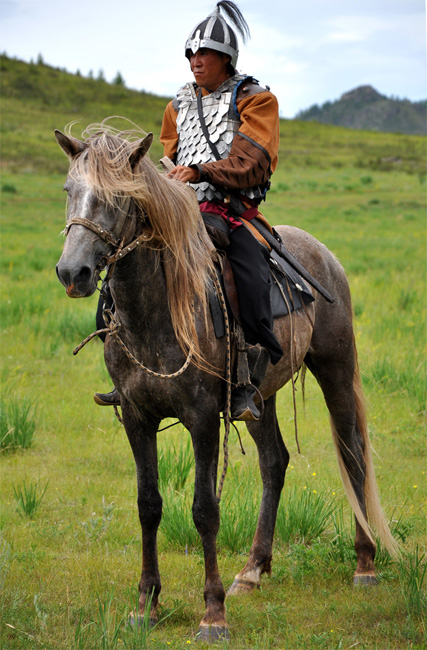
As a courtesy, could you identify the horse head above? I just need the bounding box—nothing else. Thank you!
[55,129,153,298]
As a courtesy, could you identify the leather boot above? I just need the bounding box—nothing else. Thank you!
[94,388,121,406]
[231,345,270,421]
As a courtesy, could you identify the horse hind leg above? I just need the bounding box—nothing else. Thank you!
[305,342,397,586]
[228,395,289,595]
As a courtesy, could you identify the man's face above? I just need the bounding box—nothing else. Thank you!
[189,48,230,91]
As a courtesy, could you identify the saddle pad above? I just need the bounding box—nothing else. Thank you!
[208,256,315,339]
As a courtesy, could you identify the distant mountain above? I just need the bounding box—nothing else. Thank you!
[295,85,426,135]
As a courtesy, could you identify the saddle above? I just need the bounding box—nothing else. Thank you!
[202,213,315,339]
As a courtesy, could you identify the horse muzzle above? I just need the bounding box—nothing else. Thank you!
[56,260,98,298]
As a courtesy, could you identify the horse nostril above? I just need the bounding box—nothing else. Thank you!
[76,266,92,285]
[56,263,71,287]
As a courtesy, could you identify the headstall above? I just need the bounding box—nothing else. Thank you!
[63,203,150,269]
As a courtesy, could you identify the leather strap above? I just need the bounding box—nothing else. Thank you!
[64,217,120,246]
[197,89,221,161]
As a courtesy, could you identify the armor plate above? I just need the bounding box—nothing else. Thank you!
[175,75,265,203]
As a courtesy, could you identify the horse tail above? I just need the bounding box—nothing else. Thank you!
[330,339,399,557]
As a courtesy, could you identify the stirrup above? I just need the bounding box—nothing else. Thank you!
[94,388,121,406]
[231,331,270,421]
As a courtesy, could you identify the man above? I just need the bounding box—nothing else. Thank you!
[161,1,283,418]
[95,1,283,420]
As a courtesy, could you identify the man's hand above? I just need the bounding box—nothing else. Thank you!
[167,165,200,183]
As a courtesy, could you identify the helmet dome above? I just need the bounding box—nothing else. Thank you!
[185,2,249,71]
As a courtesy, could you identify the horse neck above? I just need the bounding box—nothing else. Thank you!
[109,245,175,345]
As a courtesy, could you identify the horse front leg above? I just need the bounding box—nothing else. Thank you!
[122,404,163,625]
[228,395,288,595]
[189,413,229,642]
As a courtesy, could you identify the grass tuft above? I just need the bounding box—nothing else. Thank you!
[158,435,193,492]
[398,546,427,619]
[0,396,37,451]
[13,479,48,518]
[160,485,201,551]
[276,485,338,545]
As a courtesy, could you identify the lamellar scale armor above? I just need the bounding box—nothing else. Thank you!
[175,75,266,203]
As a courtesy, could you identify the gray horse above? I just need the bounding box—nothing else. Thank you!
[55,123,397,642]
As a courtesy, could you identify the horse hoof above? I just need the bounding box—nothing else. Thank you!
[128,610,157,628]
[196,624,230,642]
[227,578,259,596]
[353,574,379,586]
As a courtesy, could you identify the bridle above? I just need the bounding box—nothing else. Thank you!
[65,196,196,378]
[63,198,151,276]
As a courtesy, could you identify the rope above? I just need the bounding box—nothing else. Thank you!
[73,309,194,380]
[113,405,124,425]
[72,326,111,356]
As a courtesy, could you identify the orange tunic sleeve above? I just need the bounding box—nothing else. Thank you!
[200,90,279,190]
[236,91,280,173]
[160,101,179,160]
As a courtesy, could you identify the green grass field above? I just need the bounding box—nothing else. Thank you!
[0,56,426,649]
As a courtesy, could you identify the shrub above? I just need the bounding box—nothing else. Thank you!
[1,182,16,193]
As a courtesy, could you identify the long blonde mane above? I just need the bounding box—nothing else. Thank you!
[68,120,215,366]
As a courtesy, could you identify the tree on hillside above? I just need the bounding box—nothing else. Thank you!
[97,69,106,82]
[113,71,126,86]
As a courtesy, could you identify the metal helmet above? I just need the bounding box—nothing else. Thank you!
[185,1,249,70]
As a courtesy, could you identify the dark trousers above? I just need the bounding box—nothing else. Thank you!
[227,225,283,365]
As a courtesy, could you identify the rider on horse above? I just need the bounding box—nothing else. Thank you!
[95,0,283,420]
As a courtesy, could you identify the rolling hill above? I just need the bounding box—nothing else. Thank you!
[1,55,425,176]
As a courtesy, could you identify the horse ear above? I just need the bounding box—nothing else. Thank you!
[55,130,86,158]
[129,133,154,169]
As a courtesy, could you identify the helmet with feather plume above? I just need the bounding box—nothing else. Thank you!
[185,1,250,70]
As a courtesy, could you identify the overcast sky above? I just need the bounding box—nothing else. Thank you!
[1,0,426,118]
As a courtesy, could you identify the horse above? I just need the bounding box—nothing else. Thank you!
[55,123,397,642]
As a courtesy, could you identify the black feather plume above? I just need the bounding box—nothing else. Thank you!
[216,1,250,42]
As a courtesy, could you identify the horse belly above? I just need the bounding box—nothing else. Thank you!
[261,305,314,399]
